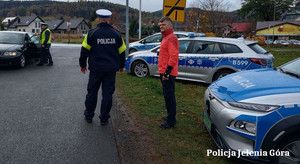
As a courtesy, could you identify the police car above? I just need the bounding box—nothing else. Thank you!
[125,34,274,83]
[128,32,189,53]
[203,57,300,163]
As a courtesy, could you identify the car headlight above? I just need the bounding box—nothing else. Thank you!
[227,101,280,112]
[228,120,256,135]
[3,51,17,56]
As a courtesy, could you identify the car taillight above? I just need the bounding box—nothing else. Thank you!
[250,58,266,66]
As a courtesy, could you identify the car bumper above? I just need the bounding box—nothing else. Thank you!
[0,56,20,65]
[125,58,132,73]
[203,89,270,163]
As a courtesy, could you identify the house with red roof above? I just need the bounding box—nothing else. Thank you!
[214,22,253,37]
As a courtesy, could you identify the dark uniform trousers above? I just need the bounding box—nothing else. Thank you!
[160,74,176,125]
[84,71,116,122]
[41,44,52,64]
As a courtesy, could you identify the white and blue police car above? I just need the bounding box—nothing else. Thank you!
[203,57,300,163]
[126,34,274,83]
[128,32,190,53]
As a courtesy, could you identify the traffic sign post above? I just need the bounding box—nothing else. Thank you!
[163,0,186,22]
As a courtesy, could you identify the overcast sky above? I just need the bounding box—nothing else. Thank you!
[66,0,242,12]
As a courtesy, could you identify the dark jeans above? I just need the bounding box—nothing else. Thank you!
[160,74,176,125]
[40,44,52,64]
[84,71,116,122]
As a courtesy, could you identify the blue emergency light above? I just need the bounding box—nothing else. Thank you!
[187,33,205,37]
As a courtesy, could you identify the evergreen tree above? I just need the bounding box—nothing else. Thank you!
[238,0,295,21]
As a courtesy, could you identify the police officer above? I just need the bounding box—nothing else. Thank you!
[79,9,126,125]
[37,22,53,66]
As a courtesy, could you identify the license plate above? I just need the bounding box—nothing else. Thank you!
[203,111,211,132]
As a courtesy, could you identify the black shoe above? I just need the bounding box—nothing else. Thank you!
[162,117,167,121]
[36,63,44,66]
[100,120,108,126]
[46,62,53,66]
[85,117,92,123]
[160,123,175,129]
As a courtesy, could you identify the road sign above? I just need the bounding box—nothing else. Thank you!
[163,0,186,22]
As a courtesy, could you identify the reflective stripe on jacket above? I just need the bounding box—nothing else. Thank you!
[158,28,179,76]
[40,28,51,45]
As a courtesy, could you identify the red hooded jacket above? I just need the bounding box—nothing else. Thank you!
[158,28,179,76]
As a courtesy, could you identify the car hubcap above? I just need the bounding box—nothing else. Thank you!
[134,63,148,77]
[279,141,300,164]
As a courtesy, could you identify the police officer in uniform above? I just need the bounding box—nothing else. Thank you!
[37,22,53,66]
[79,9,126,125]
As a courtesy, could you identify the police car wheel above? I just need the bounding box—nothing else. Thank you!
[272,135,300,164]
[15,54,26,68]
[132,61,148,77]
[213,69,234,81]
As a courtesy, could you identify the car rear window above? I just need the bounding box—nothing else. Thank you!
[220,43,243,53]
[248,43,268,54]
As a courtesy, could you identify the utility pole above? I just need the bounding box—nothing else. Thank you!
[196,8,200,33]
[67,0,71,43]
[126,0,129,57]
[139,0,141,39]
[272,0,275,42]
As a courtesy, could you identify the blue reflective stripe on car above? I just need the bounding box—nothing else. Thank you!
[236,114,256,123]
[255,111,283,151]
[277,104,300,118]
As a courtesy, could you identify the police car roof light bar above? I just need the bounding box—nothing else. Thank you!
[187,32,205,37]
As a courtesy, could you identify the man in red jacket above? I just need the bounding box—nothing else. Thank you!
[158,16,179,129]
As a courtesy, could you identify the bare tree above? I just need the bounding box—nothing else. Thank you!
[193,0,229,12]
[191,0,233,33]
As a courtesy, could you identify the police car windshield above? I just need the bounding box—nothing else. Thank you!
[279,58,300,79]
[248,43,268,54]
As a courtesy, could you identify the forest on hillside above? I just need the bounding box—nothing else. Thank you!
[0,1,241,36]
[0,1,161,26]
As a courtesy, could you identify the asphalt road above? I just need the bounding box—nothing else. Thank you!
[0,43,120,164]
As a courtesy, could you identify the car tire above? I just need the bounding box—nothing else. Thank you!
[129,49,137,54]
[15,54,26,68]
[132,61,148,77]
[271,135,300,164]
[213,69,234,81]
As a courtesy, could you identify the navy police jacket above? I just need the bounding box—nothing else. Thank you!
[79,23,126,72]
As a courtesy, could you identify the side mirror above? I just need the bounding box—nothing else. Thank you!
[140,40,145,44]
[157,49,160,56]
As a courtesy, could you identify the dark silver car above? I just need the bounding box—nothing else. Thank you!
[0,31,41,68]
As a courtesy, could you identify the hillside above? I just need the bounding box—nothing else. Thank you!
[0,1,243,34]
[0,1,160,25]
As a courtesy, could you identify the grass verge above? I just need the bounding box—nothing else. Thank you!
[115,48,299,163]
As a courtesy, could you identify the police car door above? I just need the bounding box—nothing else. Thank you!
[177,40,192,78]
[185,40,223,82]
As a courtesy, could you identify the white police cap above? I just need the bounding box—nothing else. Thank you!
[96,9,112,18]
[40,22,48,26]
